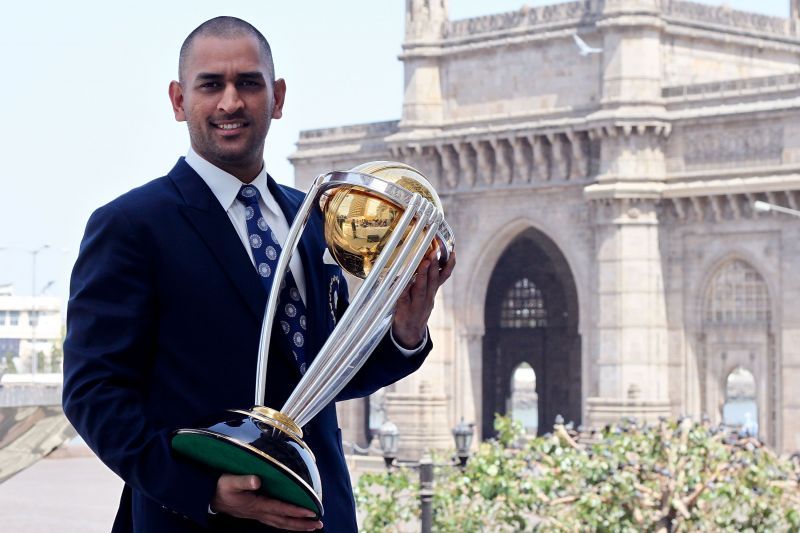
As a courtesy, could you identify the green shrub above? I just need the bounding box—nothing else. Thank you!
[356,416,800,532]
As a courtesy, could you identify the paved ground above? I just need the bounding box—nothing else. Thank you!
[0,444,121,532]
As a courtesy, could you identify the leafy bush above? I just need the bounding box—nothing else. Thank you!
[356,416,800,532]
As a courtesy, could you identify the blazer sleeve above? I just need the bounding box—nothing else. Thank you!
[62,203,218,527]
[332,274,433,401]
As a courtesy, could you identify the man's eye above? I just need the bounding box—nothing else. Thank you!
[239,80,260,87]
[199,82,221,89]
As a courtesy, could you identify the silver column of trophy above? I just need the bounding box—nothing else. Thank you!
[172,161,454,519]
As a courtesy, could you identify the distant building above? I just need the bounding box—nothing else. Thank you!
[292,0,800,454]
[0,285,62,373]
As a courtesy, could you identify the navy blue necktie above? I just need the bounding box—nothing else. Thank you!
[237,184,308,374]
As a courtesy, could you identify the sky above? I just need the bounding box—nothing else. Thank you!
[0,0,790,305]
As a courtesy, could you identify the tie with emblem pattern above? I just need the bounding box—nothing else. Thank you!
[237,184,308,374]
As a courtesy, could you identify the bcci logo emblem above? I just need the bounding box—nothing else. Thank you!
[328,275,340,326]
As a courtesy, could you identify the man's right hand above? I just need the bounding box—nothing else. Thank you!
[211,474,323,531]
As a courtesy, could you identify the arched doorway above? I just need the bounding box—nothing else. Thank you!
[509,362,538,434]
[482,228,581,437]
[700,258,773,444]
[722,367,758,435]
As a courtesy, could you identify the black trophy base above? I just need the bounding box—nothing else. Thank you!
[171,407,323,519]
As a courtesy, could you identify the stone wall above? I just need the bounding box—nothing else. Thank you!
[291,0,800,453]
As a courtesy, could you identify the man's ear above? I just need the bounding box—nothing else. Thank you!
[272,78,286,120]
[168,80,186,122]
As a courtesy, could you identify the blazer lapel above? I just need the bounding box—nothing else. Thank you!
[169,158,267,322]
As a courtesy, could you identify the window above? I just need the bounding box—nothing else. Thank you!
[29,311,38,327]
[500,278,547,328]
[704,260,770,325]
[0,311,6,325]
[9,311,19,326]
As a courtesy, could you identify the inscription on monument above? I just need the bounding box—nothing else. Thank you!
[683,126,783,169]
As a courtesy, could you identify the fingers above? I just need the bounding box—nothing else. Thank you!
[411,258,431,303]
[438,249,456,285]
[391,246,456,348]
[259,498,318,519]
[213,475,322,530]
[219,473,260,492]
[405,248,447,311]
[258,507,322,531]
[253,498,323,530]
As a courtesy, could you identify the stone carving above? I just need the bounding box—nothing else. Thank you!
[458,142,477,187]
[474,140,494,186]
[664,0,791,36]
[531,136,549,182]
[441,0,790,41]
[435,143,459,189]
[683,126,783,168]
[663,72,800,99]
[444,1,596,39]
[405,0,447,41]
[510,137,532,184]
[668,191,800,222]
[416,130,598,190]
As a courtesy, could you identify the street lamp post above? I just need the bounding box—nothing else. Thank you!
[753,200,800,218]
[452,418,475,469]
[378,420,399,468]
[378,419,476,533]
[0,244,55,376]
[30,244,51,376]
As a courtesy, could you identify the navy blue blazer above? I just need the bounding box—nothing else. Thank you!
[62,158,431,532]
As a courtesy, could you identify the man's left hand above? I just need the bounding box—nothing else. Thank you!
[392,248,456,349]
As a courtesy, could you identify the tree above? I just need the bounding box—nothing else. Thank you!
[3,352,17,374]
[356,416,800,531]
[48,325,66,373]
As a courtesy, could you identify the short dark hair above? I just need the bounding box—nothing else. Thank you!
[179,16,274,83]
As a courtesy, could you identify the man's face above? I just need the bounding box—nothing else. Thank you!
[168,34,285,179]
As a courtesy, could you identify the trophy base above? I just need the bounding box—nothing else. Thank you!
[171,407,323,519]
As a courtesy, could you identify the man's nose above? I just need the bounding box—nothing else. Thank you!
[218,84,244,114]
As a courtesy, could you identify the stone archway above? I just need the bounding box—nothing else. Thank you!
[482,228,581,438]
[700,258,774,445]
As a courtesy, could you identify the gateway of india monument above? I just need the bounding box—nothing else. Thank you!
[290,0,800,456]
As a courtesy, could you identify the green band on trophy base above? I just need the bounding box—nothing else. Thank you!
[171,432,321,517]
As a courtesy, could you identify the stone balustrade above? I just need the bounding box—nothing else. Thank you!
[444,1,597,40]
[663,0,792,36]
[663,72,800,100]
[440,0,794,43]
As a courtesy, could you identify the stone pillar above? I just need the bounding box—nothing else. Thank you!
[793,0,800,21]
[335,398,368,447]
[383,283,456,460]
[598,0,663,109]
[405,0,447,42]
[384,380,451,460]
[585,198,672,427]
[399,0,447,128]
[780,221,800,452]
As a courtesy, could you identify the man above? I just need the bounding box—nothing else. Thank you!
[63,16,454,532]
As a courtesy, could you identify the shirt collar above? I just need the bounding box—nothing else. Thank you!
[185,147,281,216]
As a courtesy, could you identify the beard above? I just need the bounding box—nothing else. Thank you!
[187,116,269,170]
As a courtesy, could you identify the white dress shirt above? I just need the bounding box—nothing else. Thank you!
[184,148,425,355]
[186,148,308,304]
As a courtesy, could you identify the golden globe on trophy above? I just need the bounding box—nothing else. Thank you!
[171,161,454,519]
